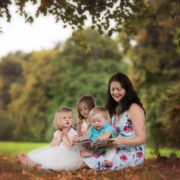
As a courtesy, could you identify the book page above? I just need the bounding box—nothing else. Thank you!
[93,139,114,148]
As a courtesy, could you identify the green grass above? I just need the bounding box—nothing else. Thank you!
[146,148,180,158]
[0,141,48,154]
[0,141,180,158]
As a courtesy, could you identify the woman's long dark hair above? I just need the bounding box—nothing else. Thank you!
[105,72,145,117]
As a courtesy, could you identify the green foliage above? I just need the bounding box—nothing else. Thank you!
[0,111,15,141]
[46,29,128,139]
[0,0,155,37]
[0,52,23,110]
[48,29,127,109]
[118,0,180,148]
[8,50,57,141]
[0,29,128,141]
[0,1,179,149]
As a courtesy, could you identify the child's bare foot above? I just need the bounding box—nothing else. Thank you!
[14,154,41,169]
[33,163,42,170]
[80,151,93,157]
[103,160,113,167]
[14,154,29,167]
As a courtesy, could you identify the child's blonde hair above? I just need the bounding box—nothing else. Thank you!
[88,106,109,129]
[76,95,96,120]
[89,106,109,120]
[53,107,74,130]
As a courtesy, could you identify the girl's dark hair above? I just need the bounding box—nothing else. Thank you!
[105,72,145,117]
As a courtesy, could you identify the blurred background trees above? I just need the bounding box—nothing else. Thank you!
[0,0,152,37]
[0,0,179,149]
[0,29,128,141]
[117,0,180,148]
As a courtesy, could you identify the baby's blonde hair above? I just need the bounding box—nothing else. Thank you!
[87,106,109,129]
[53,107,74,130]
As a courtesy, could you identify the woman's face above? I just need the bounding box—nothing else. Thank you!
[110,81,126,103]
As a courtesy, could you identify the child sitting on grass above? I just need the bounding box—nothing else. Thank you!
[76,95,96,136]
[15,107,83,170]
[73,106,116,168]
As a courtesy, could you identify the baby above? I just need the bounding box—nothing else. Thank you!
[74,106,116,167]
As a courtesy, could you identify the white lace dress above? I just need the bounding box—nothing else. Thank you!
[28,128,83,170]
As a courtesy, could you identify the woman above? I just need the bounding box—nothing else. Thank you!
[82,72,146,170]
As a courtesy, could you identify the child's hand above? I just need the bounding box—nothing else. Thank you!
[62,129,68,137]
[71,135,79,142]
[97,136,106,141]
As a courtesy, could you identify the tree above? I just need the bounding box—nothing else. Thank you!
[48,28,127,106]
[0,110,15,141]
[0,52,24,110]
[0,28,128,141]
[0,0,166,37]
[45,28,128,140]
[118,0,180,148]
[8,50,57,141]
[0,52,24,140]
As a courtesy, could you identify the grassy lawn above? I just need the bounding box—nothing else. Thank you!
[0,141,180,158]
[0,141,48,154]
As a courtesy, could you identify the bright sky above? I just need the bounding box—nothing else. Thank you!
[0,3,73,58]
[0,2,121,58]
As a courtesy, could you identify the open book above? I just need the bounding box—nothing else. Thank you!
[74,138,114,151]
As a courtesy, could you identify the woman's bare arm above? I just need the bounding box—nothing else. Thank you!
[113,103,146,147]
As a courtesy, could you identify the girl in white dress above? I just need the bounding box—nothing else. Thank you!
[15,107,83,170]
[76,95,96,136]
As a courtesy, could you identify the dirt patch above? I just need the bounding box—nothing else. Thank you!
[0,153,179,180]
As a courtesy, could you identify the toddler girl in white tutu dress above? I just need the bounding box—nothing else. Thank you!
[15,107,83,170]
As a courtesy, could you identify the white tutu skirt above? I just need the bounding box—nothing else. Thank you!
[27,144,83,170]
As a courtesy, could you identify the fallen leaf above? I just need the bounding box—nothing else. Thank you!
[74,173,86,180]
[22,170,34,177]
[103,177,111,180]
[132,174,141,180]
[3,156,8,160]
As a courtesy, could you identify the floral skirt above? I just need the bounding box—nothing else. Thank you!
[83,144,146,170]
